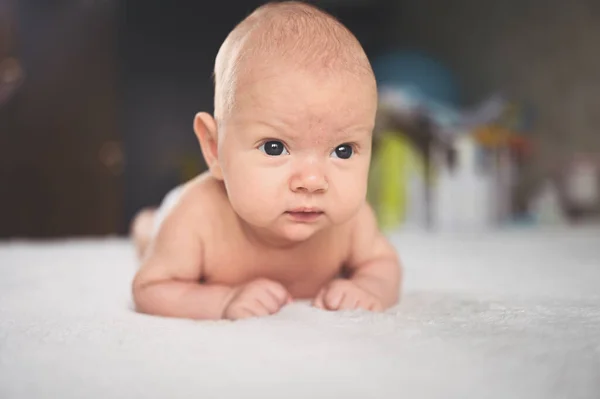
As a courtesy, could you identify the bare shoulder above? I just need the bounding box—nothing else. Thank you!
[174,172,228,227]
[134,172,227,286]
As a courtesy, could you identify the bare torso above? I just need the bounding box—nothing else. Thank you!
[174,174,353,299]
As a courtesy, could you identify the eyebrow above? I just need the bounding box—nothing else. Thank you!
[249,119,373,141]
[253,120,295,138]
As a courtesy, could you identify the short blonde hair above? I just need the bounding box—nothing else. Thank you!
[213,1,375,122]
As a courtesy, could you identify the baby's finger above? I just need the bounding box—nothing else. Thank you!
[338,292,359,310]
[265,282,291,305]
[355,299,370,311]
[230,305,256,320]
[255,292,280,314]
[313,289,326,309]
[244,298,271,317]
[369,301,383,312]
[324,288,345,310]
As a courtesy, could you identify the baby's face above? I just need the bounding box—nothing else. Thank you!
[217,66,377,243]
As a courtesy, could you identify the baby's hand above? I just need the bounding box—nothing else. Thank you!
[313,279,383,312]
[223,278,292,320]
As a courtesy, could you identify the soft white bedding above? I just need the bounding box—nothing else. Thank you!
[1,227,599,399]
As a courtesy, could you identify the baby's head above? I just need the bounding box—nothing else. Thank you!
[194,1,377,244]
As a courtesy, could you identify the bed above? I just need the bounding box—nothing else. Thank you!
[1,226,599,398]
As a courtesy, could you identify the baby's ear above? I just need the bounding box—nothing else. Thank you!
[194,112,223,180]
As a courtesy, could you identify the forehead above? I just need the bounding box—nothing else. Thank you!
[229,66,377,137]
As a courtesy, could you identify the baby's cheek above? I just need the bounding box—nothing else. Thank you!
[330,171,368,220]
[243,168,280,196]
[228,167,281,214]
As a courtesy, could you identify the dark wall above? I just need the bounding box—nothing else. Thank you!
[1,0,122,237]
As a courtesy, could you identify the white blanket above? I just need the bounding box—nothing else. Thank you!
[1,227,599,398]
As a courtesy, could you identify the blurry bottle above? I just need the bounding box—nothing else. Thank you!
[563,156,599,221]
[530,180,566,225]
[434,134,495,231]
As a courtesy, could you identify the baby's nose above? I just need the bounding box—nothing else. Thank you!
[290,161,328,193]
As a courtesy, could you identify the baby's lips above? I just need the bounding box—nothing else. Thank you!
[286,206,323,213]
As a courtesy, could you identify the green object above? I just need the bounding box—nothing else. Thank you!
[368,131,424,231]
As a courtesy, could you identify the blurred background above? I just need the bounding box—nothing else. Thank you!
[1,0,599,238]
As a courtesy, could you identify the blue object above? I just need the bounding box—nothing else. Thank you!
[372,50,461,107]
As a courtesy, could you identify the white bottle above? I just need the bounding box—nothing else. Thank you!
[531,181,566,225]
[434,135,494,231]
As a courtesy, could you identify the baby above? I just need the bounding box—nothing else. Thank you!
[131,1,402,320]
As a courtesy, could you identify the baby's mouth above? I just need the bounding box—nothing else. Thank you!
[285,208,324,222]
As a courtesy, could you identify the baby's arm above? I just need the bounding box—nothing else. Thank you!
[132,203,233,320]
[346,203,402,307]
[314,203,402,311]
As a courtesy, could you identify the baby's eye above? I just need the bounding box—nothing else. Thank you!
[331,144,353,159]
[259,140,289,156]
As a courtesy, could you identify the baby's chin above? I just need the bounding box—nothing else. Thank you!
[276,222,323,243]
[241,216,328,246]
